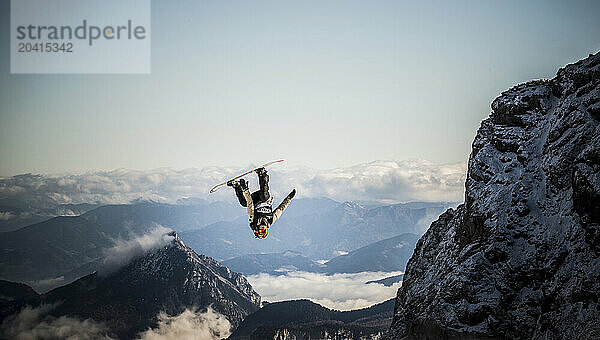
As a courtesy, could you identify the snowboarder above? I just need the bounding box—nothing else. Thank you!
[228,167,296,239]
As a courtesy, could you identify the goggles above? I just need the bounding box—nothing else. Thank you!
[255,227,268,238]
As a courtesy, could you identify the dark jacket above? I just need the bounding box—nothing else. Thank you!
[233,171,294,230]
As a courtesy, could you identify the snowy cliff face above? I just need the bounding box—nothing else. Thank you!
[389,52,600,339]
[121,232,262,323]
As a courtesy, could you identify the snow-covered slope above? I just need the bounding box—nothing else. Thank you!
[42,231,261,338]
[388,52,600,339]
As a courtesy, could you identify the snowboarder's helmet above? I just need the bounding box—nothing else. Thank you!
[255,225,268,239]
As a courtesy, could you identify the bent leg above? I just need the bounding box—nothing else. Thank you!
[234,186,248,207]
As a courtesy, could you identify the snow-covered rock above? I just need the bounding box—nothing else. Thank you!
[41,231,261,338]
[388,52,600,339]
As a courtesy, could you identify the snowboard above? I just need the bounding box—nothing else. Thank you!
[209,159,284,193]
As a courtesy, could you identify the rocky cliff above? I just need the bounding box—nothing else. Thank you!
[1,232,261,339]
[389,52,600,339]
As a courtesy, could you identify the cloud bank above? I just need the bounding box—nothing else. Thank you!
[247,271,403,311]
[137,307,231,340]
[0,160,466,205]
[1,303,230,340]
[100,225,175,274]
[0,304,112,340]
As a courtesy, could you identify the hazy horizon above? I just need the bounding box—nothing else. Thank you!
[0,159,467,204]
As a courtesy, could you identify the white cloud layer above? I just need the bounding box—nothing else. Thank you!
[100,225,175,274]
[1,304,231,340]
[0,304,112,340]
[0,212,16,220]
[247,271,403,311]
[137,307,231,340]
[0,160,465,205]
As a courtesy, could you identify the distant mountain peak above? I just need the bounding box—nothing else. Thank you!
[343,201,364,209]
[39,228,261,339]
[166,230,183,246]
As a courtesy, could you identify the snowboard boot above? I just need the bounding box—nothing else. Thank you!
[228,178,248,190]
[239,178,248,190]
[255,167,267,177]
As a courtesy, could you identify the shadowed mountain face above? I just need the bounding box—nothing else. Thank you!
[222,250,326,276]
[222,233,418,276]
[80,200,242,235]
[1,232,261,339]
[229,298,395,340]
[389,53,600,339]
[324,233,419,274]
[182,202,449,261]
[0,201,241,290]
[222,233,419,281]
[0,280,40,321]
[0,197,101,232]
[0,216,113,284]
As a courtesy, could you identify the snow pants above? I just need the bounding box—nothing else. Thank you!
[234,172,272,222]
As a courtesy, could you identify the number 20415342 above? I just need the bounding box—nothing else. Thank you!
[18,42,73,53]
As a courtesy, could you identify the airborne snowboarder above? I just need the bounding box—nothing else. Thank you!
[228,167,296,239]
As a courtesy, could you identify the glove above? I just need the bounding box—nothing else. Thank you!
[288,189,296,199]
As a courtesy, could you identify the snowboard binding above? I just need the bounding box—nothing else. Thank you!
[255,167,267,176]
[227,178,248,190]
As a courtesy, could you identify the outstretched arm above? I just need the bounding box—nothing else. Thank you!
[272,189,296,223]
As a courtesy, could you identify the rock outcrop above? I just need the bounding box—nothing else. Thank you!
[389,52,600,339]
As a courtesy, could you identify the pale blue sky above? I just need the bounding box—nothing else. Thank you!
[1,0,599,175]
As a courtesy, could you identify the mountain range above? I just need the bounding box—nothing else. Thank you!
[222,233,419,276]
[323,233,419,274]
[222,250,326,276]
[0,197,101,232]
[0,198,447,292]
[181,201,449,261]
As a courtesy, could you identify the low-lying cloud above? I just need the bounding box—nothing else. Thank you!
[100,225,175,274]
[0,303,231,340]
[0,304,112,340]
[0,212,16,220]
[137,307,231,340]
[247,271,403,311]
[0,159,466,206]
[26,276,67,293]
